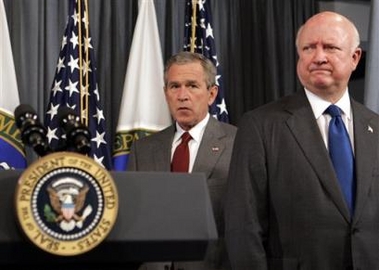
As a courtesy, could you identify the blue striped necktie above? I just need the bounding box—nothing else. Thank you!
[325,104,355,216]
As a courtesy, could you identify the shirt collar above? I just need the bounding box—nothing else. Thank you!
[304,88,352,120]
[174,113,210,143]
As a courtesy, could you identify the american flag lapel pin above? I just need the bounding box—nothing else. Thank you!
[212,146,219,152]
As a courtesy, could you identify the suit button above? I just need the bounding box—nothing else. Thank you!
[351,227,360,234]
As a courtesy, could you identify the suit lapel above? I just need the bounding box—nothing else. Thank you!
[284,92,351,221]
[152,126,175,171]
[193,117,225,178]
[351,101,379,225]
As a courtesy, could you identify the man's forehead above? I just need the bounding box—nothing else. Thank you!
[299,25,349,44]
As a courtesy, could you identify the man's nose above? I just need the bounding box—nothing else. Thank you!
[313,47,328,65]
[177,86,189,100]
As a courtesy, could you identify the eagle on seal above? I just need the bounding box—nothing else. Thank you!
[47,181,89,222]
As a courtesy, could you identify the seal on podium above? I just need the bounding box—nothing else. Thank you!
[15,152,118,256]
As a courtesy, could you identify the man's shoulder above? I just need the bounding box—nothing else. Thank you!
[352,99,379,118]
[207,117,237,135]
[245,91,306,116]
[134,126,173,144]
[219,121,238,135]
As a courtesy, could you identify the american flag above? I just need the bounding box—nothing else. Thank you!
[45,0,112,169]
[183,0,229,123]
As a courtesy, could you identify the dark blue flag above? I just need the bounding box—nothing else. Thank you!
[45,0,112,169]
[183,0,229,122]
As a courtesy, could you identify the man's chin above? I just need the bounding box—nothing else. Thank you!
[176,118,195,130]
[311,79,332,89]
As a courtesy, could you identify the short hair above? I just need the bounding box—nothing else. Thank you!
[164,51,217,88]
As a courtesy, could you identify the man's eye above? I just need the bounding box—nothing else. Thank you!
[303,46,314,52]
[325,46,338,52]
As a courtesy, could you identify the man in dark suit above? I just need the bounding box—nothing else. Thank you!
[225,11,379,270]
[128,51,237,270]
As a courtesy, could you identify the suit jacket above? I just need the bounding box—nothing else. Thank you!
[128,116,237,270]
[225,90,379,270]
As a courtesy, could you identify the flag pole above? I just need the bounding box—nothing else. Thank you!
[77,0,84,123]
[83,0,90,127]
[190,0,197,52]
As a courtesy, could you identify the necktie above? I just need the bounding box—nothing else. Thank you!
[325,104,355,215]
[171,132,192,172]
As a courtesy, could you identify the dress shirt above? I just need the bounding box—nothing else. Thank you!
[172,113,210,172]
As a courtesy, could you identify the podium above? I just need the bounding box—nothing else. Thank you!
[0,170,218,269]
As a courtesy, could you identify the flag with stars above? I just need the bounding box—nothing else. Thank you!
[45,0,112,169]
[183,0,229,122]
[0,0,26,170]
[112,0,172,171]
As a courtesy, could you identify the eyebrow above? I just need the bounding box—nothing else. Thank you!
[168,80,200,86]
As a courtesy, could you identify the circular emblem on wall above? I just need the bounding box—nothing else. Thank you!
[15,152,118,256]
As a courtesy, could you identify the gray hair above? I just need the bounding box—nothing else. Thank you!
[164,51,217,88]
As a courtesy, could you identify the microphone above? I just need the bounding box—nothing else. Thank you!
[58,107,91,155]
[14,104,51,157]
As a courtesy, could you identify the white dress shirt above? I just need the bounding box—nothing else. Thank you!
[171,113,210,172]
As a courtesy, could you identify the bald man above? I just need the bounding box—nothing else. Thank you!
[225,11,379,269]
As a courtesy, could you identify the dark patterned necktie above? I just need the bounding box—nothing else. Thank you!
[171,132,192,172]
[325,104,355,215]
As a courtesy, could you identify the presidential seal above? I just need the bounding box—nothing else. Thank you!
[15,152,118,256]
